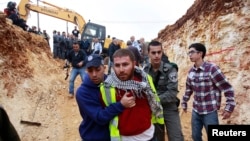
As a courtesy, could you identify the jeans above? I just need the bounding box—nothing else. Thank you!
[191,110,219,141]
[69,67,86,94]
[108,60,113,74]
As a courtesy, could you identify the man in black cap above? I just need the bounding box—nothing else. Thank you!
[75,54,133,141]
[65,41,87,98]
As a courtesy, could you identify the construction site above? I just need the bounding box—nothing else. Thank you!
[0,0,250,140]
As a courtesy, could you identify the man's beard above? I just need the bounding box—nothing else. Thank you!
[117,66,135,81]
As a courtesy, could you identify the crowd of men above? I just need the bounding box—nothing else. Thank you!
[72,39,236,141]
[3,2,236,139]
[3,1,50,46]
[57,33,151,99]
[4,1,28,31]
[59,30,236,141]
[1,17,236,140]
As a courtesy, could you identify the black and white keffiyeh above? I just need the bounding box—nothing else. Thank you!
[104,66,163,117]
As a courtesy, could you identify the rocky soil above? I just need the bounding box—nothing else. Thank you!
[158,0,250,139]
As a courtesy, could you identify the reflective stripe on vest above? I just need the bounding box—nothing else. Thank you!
[100,85,121,141]
[100,74,164,140]
[147,75,164,124]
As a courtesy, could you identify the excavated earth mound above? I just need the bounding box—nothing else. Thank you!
[0,12,82,141]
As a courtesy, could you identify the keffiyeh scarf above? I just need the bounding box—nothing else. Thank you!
[104,66,163,117]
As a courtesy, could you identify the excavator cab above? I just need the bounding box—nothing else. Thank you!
[81,22,106,44]
[81,22,107,57]
[17,0,109,56]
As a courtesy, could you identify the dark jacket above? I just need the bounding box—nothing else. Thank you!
[76,74,124,141]
[0,106,21,141]
[127,46,142,66]
[80,40,91,55]
[67,49,87,68]
[108,43,120,62]
[72,29,80,38]
[80,40,90,50]
[144,61,179,110]
[162,53,170,63]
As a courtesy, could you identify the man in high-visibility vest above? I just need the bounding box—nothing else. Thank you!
[75,54,134,141]
[100,49,164,141]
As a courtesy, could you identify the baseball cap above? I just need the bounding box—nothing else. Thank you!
[86,54,104,68]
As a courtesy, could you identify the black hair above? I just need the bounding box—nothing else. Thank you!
[7,1,16,10]
[126,40,132,46]
[188,43,206,59]
[127,46,141,66]
[7,1,12,8]
[148,40,162,52]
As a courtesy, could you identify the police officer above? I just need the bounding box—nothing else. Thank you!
[144,40,184,141]
[57,31,64,59]
[52,30,59,58]
[60,31,67,59]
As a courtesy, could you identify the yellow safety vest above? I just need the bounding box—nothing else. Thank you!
[100,75,164,141]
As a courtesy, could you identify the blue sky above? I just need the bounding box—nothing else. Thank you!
[1,0,195,41]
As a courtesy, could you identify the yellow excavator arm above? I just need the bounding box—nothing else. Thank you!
[17,0,117,58]
[17,0,85,33]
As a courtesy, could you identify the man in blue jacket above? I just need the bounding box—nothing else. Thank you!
[75,54,134,141]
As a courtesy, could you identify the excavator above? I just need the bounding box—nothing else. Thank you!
[17,0,110,57]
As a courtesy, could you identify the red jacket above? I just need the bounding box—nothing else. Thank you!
[4,8,11,17]
[116,75,152,136]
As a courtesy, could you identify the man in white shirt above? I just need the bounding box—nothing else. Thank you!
[93,38,102,55]
[130,36,141,52]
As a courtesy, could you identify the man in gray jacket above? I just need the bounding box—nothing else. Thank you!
[144,40,184,141]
